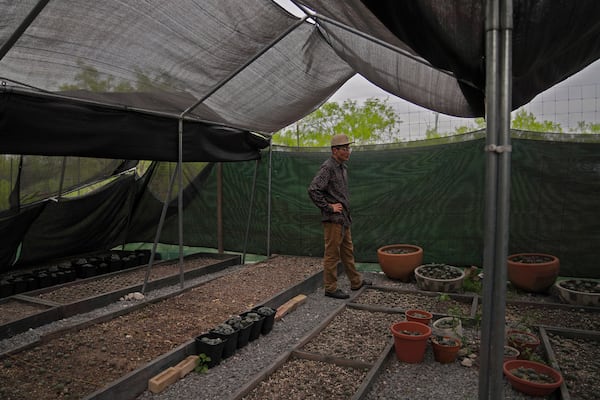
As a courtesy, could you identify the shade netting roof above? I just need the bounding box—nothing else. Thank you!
[1,0,600,161]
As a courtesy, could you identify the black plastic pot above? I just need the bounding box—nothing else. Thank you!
[81,263,97,279]
[210,329,239,359]
[0,280,13,298]
[37,272,53,288]
[253,306,276,335]
[236,322,252,348]
[12,277,27,294]
[73,258,88,278]
[97,262,109,275]
[195,333,226,368]
[109,255,122,272]
[241,311,265,342]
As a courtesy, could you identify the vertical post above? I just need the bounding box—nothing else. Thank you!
[177,119,184,289]
[217,163,224,254]
[479,0,513,399]
[266,143,273,256]
[242,159,260,264]
[57,156,67,200]
[142,165,178,294]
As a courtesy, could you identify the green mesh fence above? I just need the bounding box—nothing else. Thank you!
[3,131,600,278]
[137,130,600,278]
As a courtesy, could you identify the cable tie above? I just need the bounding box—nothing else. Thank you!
[484,144,512,153]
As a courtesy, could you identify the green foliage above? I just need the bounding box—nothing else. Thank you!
[571,121,600,133]
[194,353,211,373]
[425,126,442,139]
[454,118,486,135]
[462,268,482,294]
[511,109,563,132]
[273,98,401,146]
[59,60,177,92]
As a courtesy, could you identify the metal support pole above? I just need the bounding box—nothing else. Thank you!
[479,0,513,398]
[217,163,224,254]
[242,159,260,264]
[57,156,67,200]
[0,0,50,61]
[141,164,178,294]
[266,143,273,256]
[177,119,184,289]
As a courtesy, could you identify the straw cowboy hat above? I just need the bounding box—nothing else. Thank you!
[330,134,354,147]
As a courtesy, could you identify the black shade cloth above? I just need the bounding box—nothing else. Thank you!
[358,0,600,114]
[0,91,268,162]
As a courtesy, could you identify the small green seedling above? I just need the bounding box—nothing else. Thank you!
[195,353,211,373]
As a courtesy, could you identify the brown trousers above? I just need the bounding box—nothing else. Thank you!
[322,222,362,292]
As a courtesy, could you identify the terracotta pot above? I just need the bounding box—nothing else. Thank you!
[503,360,563,397]
[377,244,423,282]
[405,309,433,326]
[431,336,461,364]
[507,253,559,293]
[506,330,540,359]
[390,321,431,363]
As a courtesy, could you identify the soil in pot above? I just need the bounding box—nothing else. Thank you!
[414,264,465,293]
[503,360,563,397]
[503,345,520,361]
[507,253,559,293]
[431,335,461,364]
[241,311,265,341]
[195,333,226,368]
[555,279,600,306]
[210,323,239,359]
[226,316,252,348]
[506,330,540,359]
[377,244,423,282]
[253,306,276,334]
[405,309,433,326]
[432,316,463,340]
[390,321,431,363]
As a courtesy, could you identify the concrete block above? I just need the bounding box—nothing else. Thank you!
[275,294,307,320]
[174,355,199,378]
[148,367,179,394]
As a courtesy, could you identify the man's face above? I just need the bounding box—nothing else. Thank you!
[332,145,351,161]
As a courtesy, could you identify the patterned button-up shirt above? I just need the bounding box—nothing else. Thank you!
[308,156,352,227]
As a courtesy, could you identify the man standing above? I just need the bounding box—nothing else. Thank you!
[308,134,371,299]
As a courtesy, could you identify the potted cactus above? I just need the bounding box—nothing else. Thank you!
[376,244,424,282]
[414,263,465,293]
[507,253,559,293]
[431,335,462,364]
[210,323,238,358]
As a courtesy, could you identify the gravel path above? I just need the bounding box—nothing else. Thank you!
[2,256,595,400]
[134,273,546,400]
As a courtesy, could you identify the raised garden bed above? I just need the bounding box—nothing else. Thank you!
[544,328,600,400]
[351,286,475,317]
[0,255,323,400]
[0,253,239,340]
[2,265,599,400]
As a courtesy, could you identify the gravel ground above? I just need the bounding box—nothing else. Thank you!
[135,273,558,400]
[2,256,597,400]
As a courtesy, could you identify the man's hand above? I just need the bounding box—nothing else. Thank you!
[330,203,343,213]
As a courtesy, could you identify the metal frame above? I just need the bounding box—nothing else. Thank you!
[142,16,308,291]
[4,4,520,397]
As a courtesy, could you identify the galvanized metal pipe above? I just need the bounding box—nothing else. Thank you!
[479,0,513,398]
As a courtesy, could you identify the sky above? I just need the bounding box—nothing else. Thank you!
[274,0,600,138]
[329,59,600,105]
[328,60,600,139]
